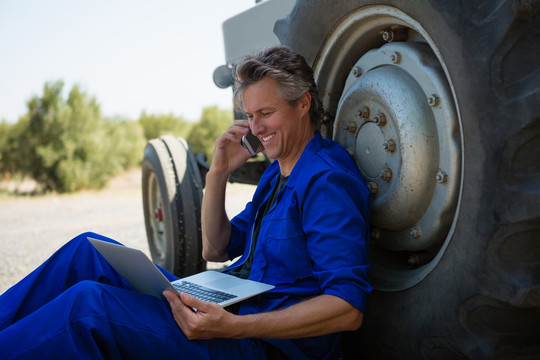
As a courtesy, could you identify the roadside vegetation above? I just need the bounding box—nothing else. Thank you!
[0,80,233,194]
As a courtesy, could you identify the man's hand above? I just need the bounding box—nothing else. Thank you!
[202,119,256,262]
[164,290,363,341]
[162,290,238,340]
[210,119,253,177]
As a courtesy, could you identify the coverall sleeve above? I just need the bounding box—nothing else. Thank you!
[301,170,372,313]
[227,201,253,260]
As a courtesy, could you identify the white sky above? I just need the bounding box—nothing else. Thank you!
[0,0,254,123]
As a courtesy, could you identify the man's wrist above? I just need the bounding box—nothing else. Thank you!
[206,169,229,186]
[226,313,258,339]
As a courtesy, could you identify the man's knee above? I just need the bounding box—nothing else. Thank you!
[58,232,122,262]
[71,232,121,247]
[63,280,108,304]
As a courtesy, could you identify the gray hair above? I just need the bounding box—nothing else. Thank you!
[233,46,324,129]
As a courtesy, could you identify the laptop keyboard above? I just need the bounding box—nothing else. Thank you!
[173,281,237,304]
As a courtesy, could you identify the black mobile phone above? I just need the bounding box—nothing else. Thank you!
[241,131,262,156]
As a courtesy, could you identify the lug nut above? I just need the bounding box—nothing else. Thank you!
[382,28,394,42]
[407,252,431,267]
[352,66,362,77]
[408,254,420,267]
[409,226,421,239]
[373,113,387,126]
[380,167,392,182]
[360,106,370,119]
[390,52,401,64]
[383,139,396,152]
[436,169,448,183]
[428,95,439,107]
[367,181,378,195]
[345,122,358,134]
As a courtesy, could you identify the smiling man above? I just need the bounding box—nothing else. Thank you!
[163,46,372,359]
[242,76,313,176]
[0,46,370,360]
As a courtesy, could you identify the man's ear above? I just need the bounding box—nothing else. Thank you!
[299,91,311,114]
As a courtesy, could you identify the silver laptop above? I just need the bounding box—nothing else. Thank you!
[87,237,274,307]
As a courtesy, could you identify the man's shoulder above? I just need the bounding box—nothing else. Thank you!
[286,139,366,199]
[311,138,361,177]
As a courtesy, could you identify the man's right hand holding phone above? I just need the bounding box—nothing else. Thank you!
[241,130,262,156]
[210,120,262,178]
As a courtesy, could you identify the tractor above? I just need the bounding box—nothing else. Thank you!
[142,1,540,358]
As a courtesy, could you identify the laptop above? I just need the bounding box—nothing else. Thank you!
[87,237,274,307]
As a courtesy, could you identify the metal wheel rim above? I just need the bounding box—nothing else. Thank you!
[147,171,165,264]
[313,5,464,291]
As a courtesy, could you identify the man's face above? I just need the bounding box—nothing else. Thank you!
[242,77,312,173]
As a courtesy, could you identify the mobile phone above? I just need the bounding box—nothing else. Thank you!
[241,131,262,156]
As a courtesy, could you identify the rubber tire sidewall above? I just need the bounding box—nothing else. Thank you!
[142,137,205,277]
[142,139,181,275]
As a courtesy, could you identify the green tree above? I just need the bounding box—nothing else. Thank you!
[0,119,17,176]
[0,120,11,175]
[17,80,143,192]
[0,116,33,179]
[104,116,146,170]
[138,111,191,141]
[187,106,233,162]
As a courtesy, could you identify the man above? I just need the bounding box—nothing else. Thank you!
[0,46,371,359]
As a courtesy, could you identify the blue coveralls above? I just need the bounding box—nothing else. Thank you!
[0,133,371,359]
[0,233,271,359]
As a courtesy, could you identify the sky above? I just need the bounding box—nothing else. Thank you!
[0,0,255,123]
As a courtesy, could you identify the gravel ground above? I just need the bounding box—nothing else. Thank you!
[0,170,256,294]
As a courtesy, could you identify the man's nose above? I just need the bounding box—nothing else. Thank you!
[250,117,264,135]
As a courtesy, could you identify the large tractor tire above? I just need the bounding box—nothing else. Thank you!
[276,1,540,359]
[141,136,205,277]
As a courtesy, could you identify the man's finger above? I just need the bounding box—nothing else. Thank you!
[232,119,249,126]
[162,290,176,304]
[180,292,209,311]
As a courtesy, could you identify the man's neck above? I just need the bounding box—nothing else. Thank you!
[279,130,315,176]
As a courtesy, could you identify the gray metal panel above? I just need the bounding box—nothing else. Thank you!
[222,0,295,65]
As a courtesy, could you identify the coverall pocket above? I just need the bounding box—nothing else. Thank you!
[261,218,313,279]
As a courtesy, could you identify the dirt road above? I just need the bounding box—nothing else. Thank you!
[0,170,256,293]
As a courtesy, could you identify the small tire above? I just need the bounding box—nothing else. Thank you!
[142,136,205,277]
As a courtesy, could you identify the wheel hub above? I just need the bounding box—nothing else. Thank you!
[339,61,440,237]
[335,41,458,254]
[155,207,164,222]
[355,122,386,179]
[147,172,165,260]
